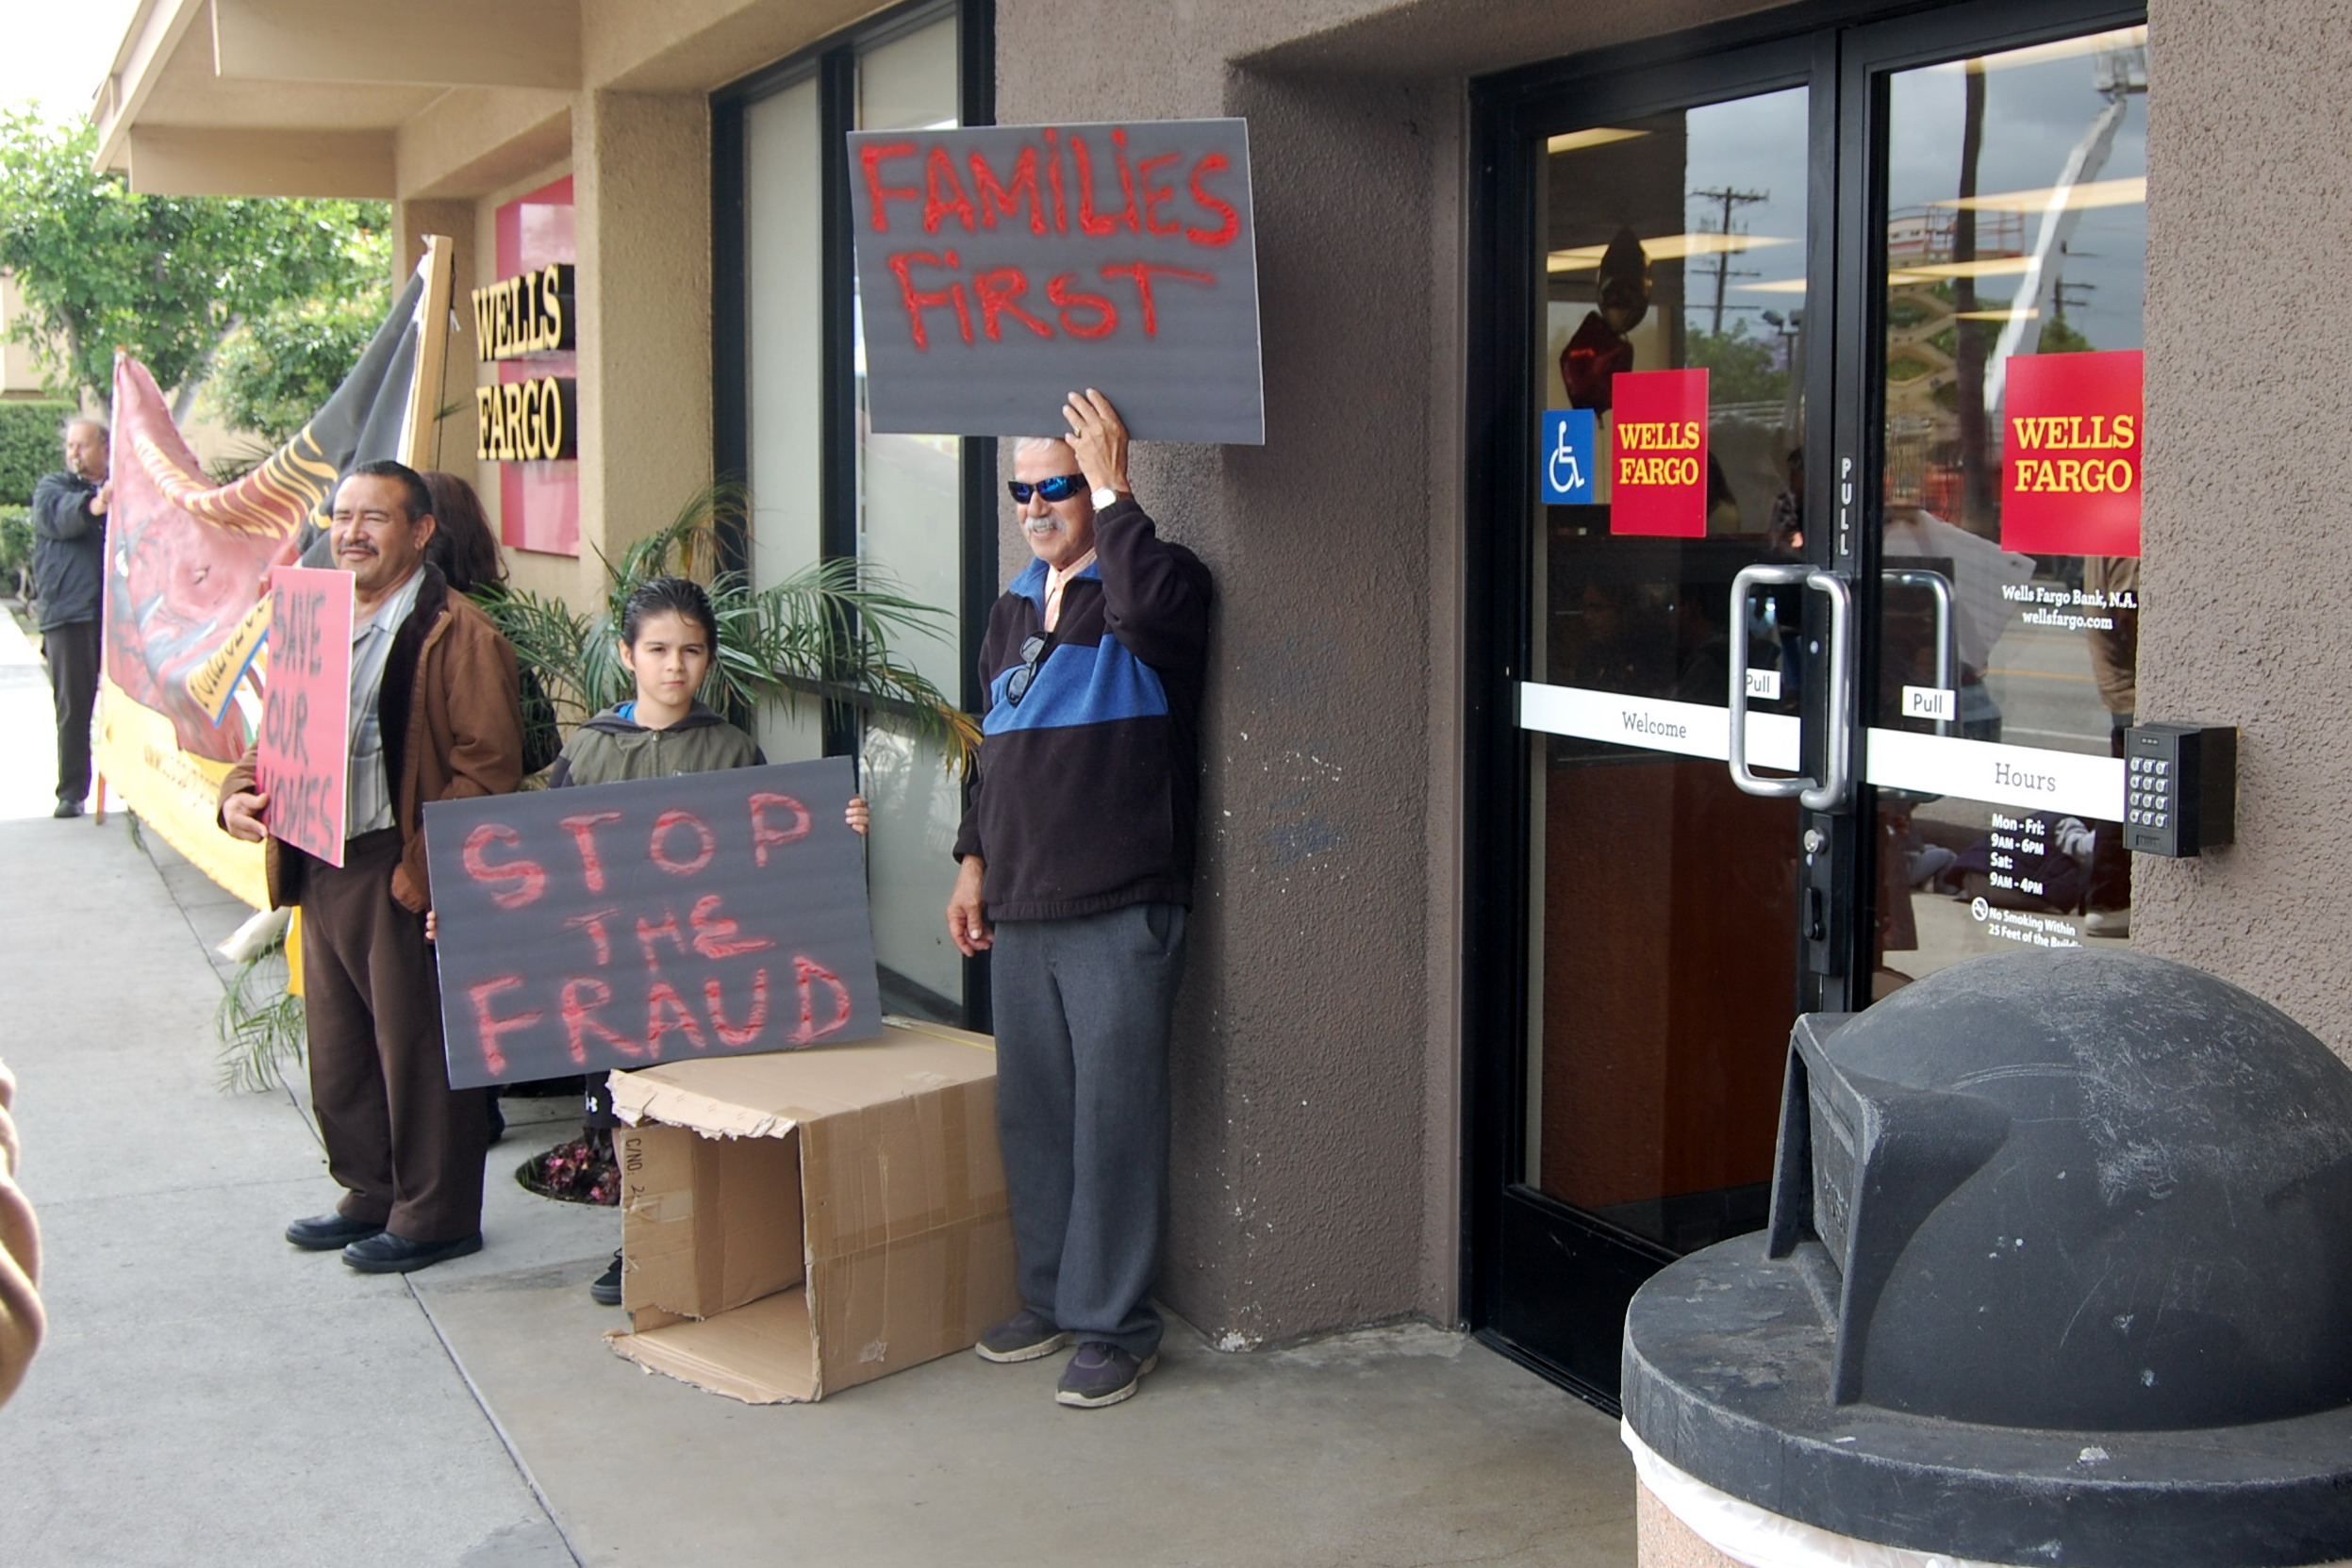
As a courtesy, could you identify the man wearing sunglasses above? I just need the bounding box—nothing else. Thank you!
[948,388,1214,1410]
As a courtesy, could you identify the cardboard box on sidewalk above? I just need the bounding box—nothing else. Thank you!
[605,1015,1019,1403]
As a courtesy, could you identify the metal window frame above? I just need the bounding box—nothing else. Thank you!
[710,0,998,1031]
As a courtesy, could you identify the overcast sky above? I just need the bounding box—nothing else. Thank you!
[1684,43,2146,354]
[0,0,144,124]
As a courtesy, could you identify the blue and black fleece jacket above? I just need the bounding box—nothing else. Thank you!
[953,498,1214,922]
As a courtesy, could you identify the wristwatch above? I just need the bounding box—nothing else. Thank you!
[1091,485,1121,510]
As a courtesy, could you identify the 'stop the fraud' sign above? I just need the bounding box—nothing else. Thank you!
[847,119,1263,444]
[422,756,883,1090]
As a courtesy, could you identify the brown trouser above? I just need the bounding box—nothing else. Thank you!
[299,828,489,1244]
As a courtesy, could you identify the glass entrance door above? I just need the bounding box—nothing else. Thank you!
[1468,3,2148,1409]
[1859,18,2146,990]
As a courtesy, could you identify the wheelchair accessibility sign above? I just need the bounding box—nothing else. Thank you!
[1540,409,1597,503]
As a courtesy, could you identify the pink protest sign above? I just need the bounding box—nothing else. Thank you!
[257,567,355,867]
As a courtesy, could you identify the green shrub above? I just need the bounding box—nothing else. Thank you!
[472,484,978,774]
[0,400,75,505]
[0,504,28,591]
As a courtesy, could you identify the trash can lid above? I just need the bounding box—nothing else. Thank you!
[1624,949,2352,1568]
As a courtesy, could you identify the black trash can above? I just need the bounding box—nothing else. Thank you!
[1623,949,2352,1568]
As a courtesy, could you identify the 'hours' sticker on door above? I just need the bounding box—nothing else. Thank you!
[1866,728,2124,820]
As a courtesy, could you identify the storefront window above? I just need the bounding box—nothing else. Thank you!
[743,77,825,763]
[723,1,986,1026]
[1872,27,2147,990]
[853,14,969,1019]
[493,177,580,555]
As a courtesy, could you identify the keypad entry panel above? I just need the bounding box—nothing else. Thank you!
[2124,722,2237,858]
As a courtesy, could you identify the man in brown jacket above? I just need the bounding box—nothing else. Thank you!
[222,460,523,1273]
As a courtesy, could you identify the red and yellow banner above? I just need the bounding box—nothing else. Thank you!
[92,239,453,908]
[93,355,306,909]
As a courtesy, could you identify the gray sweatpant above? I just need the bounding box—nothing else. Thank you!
[990,902,1187,1360]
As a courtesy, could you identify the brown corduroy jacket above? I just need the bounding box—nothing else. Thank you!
[222,564,523,913]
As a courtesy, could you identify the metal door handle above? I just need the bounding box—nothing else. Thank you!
[1884,568,1956,737]
[1728,564,1855,812]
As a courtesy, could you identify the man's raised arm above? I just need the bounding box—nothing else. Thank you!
[1062,388,1213,670]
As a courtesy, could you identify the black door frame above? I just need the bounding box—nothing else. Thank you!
[1462,0,2146,1411]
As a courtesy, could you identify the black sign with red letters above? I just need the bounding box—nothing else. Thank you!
[423,756,881,1089]
[847,118,1263,444]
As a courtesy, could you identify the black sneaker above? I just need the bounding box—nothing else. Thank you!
[590,1249,623,1307]
[1055,1343,1157,1408]
[975,1307,1072,1362]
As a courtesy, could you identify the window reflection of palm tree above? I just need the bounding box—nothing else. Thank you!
[1951,62,1996,535]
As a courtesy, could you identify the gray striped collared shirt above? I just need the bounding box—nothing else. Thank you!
[344,568,425,838]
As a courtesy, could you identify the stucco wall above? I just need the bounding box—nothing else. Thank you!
[571,91,713,610]
[994,18,1447,1348]
[2137,0,2352,1060]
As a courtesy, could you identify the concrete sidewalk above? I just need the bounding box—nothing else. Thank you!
[0,605,67,819]
[0,809,1635,1568]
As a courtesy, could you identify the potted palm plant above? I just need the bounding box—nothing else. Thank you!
[469,484,977,775]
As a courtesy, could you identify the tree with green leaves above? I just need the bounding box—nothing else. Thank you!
[0,108,389,423]
[207,291,391,444]
[1684,320,1789,406]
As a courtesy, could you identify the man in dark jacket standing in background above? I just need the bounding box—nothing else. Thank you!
[29,419,110,818]
[948,389,1214,1410]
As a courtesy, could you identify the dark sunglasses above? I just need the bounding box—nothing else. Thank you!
[1007,634,1049,706]
[1006,474,1087,504]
